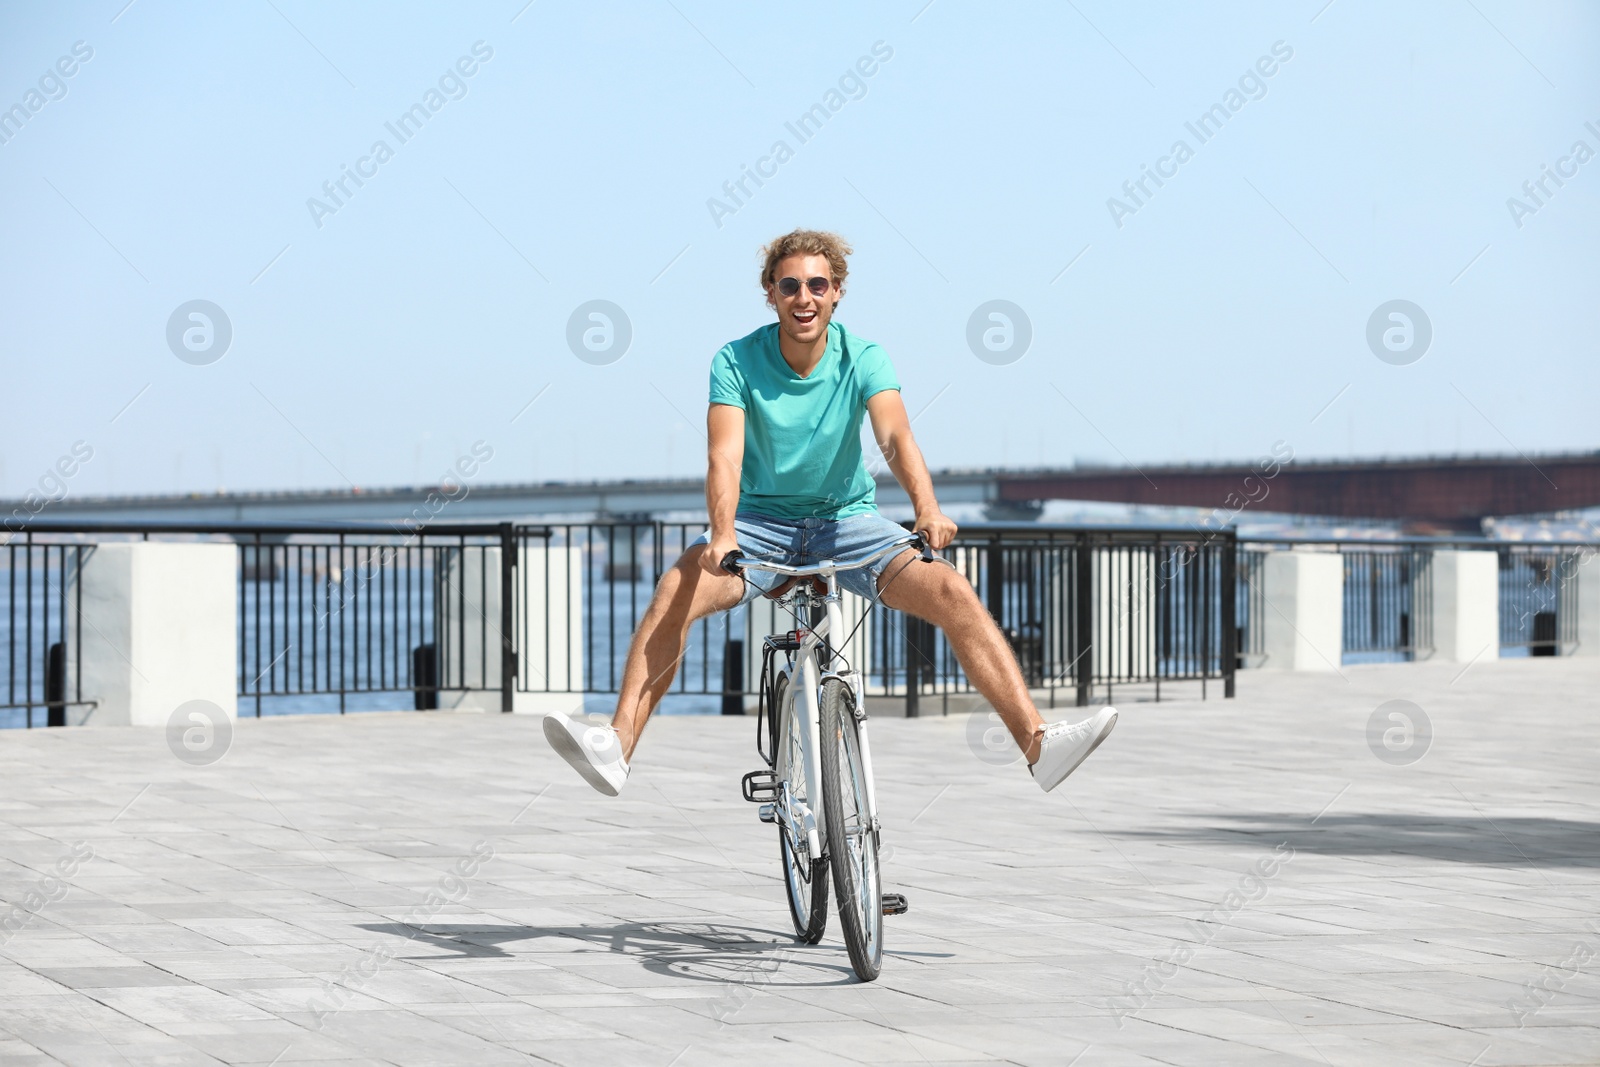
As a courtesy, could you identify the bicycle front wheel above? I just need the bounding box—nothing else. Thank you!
[819,677,883,981]
[774,672,827,944]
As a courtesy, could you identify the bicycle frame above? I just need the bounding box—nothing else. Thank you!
[773,589,877,865]
[736,538,918,864]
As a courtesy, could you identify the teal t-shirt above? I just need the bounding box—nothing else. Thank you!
[708,321,900,520]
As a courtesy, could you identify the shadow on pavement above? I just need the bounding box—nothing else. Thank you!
[1118,813,1600,868]
[354,919,878,985]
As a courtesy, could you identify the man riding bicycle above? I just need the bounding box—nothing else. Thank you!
[544,229,1117,795]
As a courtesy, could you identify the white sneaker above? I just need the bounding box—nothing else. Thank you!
[1029,707,1117,792]
[542,712,629,796]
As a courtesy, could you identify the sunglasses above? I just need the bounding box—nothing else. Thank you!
[776,275,833,298]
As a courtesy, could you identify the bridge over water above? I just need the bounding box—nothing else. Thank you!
[12,452,1600,529]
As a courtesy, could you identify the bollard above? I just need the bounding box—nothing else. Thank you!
[45,642,65,727]
[721,638,744,715]
[412,644,438,710]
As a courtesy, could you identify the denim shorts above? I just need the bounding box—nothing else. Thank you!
[689,511,919,606]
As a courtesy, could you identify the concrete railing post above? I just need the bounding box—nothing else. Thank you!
[435,545,499,713]
[437,542,583,715]
[513,540,584,715]
[73,542,237,726]
[1259,549,1343,671]
[1429,550,1499,663]
[1567,550,1600,657]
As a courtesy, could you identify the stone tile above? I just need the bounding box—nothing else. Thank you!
[0,1036,54,1066]
[163,1022,358,1064]
[34,965,193,989]
[276,1009,548,1066]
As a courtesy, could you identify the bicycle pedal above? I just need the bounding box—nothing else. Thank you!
[741,770,778,804]
[757,803,776,824]
[882,893,909,916]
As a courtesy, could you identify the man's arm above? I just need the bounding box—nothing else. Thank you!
[866,390,957,550]
[703,403,745,574]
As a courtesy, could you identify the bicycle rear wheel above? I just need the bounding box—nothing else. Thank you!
[774,673,827,943]
[819,677,883,981]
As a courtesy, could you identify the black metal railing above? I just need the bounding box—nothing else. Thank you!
[0,521,1246,722]
[1239,538,1599,664]
[231,521,1241,714]
[1341,546,1434,662]
[831,527,1236,709]
[27,521,1583,720]
[1499,546,1582,656]
[2,523,517,720]
[508,523,739,707]
[1236,540,1441,663]
[1,540,85,727]
[235,526,514,715]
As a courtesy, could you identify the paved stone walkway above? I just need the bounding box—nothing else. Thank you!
[2,657,1598,1065]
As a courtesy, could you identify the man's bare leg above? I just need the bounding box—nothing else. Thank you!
[876,551,1049,763]
[610,545,744,761]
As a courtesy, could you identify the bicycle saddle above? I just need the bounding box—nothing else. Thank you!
[764,574,828,600]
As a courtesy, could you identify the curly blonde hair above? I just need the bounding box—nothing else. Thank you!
[760,229,853,299]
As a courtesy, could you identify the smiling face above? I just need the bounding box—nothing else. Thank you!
[764,253,841,347]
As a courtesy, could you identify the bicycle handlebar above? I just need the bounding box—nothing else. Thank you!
[720,533,932,578]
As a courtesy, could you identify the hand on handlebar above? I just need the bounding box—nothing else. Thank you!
[703,533,742,578]
[914,510,958,552]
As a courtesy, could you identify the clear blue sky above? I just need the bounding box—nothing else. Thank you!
[2,0,1596,499]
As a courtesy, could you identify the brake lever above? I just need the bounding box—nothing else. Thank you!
[916,532,935,563]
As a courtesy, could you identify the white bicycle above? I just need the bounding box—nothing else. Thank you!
[724,533,930,982]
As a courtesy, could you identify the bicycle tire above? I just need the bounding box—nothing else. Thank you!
[774,673,828,944]
[819,677,883,981]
